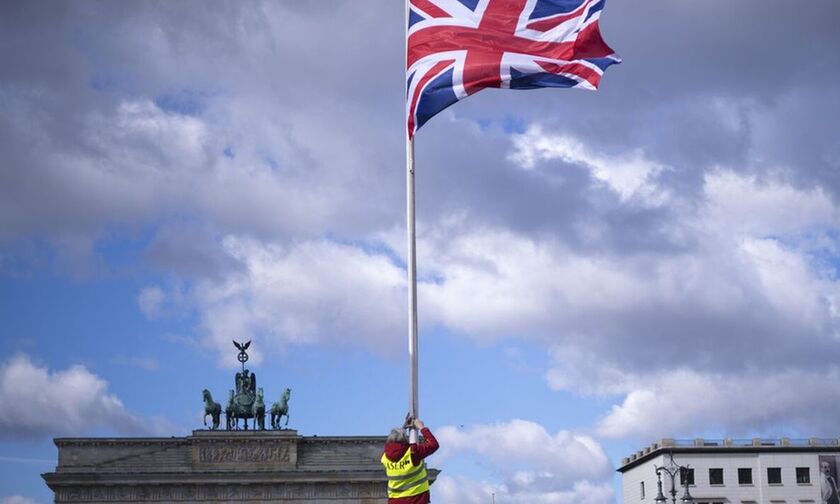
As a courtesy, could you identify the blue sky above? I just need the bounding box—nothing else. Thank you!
[1,1,840,503]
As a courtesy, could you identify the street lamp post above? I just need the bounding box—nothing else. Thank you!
[654,452,694,504]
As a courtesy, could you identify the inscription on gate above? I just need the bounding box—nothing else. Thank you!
[193,439,296,469]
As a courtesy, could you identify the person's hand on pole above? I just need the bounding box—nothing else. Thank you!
[403,412,413,429]
[413,418,425,430]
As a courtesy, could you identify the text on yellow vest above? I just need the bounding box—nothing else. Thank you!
[381,446,430,498]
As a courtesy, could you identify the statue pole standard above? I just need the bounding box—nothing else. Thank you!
[231,340,258,430]
[404,0,419,444]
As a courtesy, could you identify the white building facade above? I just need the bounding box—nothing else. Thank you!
[619,438,840,504]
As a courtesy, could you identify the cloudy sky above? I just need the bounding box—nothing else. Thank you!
[1,1,840,503]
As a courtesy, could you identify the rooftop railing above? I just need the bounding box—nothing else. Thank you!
[620,437,840,466]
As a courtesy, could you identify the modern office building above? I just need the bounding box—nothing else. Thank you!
[618,438,840,504]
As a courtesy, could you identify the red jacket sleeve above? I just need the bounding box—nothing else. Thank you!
[410,427,439,465]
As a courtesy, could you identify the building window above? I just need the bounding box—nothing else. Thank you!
[709,468,724,485]
[640,481,645,499]
[738,467,753,485]
[796,467,810,484]
[680,467,695,486]
[767,467,782,484]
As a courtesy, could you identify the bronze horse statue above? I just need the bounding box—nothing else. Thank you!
[252,387,266,430]
[270,388,291,429]
[202,389,221,430]
[224,390,235,430]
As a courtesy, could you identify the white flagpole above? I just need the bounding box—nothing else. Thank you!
[405,0,420,444]
[407,138,419,442]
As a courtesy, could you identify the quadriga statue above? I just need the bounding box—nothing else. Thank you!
[202,341,292,431]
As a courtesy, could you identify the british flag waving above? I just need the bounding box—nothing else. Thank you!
[406,0,620,139]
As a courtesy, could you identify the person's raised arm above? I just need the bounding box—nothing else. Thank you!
[410,418,439,460]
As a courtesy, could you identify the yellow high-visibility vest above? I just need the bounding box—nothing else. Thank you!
[381,447,430,498]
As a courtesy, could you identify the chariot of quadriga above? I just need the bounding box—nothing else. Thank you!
[202,340,291,430]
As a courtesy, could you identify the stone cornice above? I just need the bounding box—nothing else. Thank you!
[44,469,390,484]
[55,438,190,447]
[48,481,389,502]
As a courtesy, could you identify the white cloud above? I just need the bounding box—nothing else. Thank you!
[740,237,835,329]
[137,286,165,319]
[185,236,406,364]
[102,100,209,167]
[434,476,502,504]
[438,419,611,484]
[419,217,837,354]
[433,420,613,503]
[544,346,634,397]
[0,496,40,504]
[596,368,840,440]
[0,355,166,439]
[420,228,649,337]
[702,170,839,237]
[510,126,667,203]
[435,475,614,504]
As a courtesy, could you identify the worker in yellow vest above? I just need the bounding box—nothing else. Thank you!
[381,417,439,503]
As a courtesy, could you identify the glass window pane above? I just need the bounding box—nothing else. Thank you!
[680,468,695,486]
[738,467,753,485]
[709,468,724,485]
[767,467,781,484]
[796,467,810,484]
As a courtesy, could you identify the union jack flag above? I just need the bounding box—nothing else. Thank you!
[406,0,620,139]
